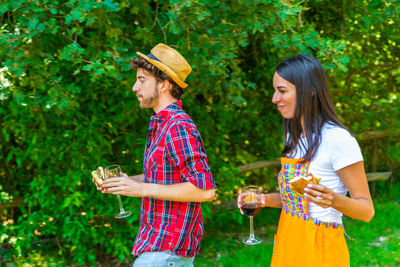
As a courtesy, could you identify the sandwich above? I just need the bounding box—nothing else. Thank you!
[91,166,105,186]
[289,173,321,196]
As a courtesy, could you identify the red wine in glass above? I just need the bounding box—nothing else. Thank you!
[241,202,261,217]
[239,185,262,245]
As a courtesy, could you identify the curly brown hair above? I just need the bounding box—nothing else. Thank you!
[130,57,184,100]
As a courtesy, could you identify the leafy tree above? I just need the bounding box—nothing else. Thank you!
[0,0,398,265]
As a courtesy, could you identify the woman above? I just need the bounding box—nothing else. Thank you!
[239,54,374,266]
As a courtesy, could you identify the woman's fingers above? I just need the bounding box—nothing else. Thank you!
[237,192,251,207]
[237,193,243,208]
[304,193,330,208]
[237,193,246,214]
[304,184,334,208]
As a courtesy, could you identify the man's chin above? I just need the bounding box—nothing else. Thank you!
[139,102,152,109]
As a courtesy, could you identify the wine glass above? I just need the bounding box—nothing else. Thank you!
[104,164,132,219]
[239,185,262,245]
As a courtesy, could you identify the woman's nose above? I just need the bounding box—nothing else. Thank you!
[272,92,279,103]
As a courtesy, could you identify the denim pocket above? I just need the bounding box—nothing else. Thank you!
[166,252,193,267]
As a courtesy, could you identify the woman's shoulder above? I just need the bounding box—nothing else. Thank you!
[319,122,363,170]
[321,122,352,138]
[321,122,359,149]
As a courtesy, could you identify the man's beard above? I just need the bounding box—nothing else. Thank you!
[142,84,159,106]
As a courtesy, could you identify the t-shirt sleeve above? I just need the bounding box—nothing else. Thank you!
[165,122,216,190]
[328,128,363,171]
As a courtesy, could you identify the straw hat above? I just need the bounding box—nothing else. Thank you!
[137,43,192,88]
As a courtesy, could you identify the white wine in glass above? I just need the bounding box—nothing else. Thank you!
[240,185,262,245]
[104,164,132,219]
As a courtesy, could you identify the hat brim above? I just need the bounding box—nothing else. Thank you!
[136,52,188,88]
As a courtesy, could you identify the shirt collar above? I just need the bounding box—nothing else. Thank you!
[150,100,182,124]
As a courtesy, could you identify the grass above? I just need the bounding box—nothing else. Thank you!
[5,183,400,266]
[345,201,400,266]
[195,199,400,267]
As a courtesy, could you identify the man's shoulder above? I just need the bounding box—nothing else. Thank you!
[169,111,196,128]
[165,113,201,140]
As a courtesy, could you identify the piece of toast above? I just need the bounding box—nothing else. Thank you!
[289,173,321,196]
[91,166,105,186]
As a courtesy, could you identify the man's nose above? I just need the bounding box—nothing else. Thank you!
[132,82,139,92]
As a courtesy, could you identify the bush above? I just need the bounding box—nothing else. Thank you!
[1,0,399,265]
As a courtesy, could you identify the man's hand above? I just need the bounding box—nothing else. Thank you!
[102,174,145,197]
[92,178,103,191]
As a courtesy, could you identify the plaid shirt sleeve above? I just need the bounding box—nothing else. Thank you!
[165,122,216,190]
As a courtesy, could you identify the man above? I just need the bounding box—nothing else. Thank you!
[101,43,217,266]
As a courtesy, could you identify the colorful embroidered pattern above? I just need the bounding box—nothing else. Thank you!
[279,157,343,229]
[278,159,309,216]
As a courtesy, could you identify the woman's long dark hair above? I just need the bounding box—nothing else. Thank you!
[276,54,344,162]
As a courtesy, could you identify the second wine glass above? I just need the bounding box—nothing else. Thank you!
[240,185,262,245]
[104,164,132,219]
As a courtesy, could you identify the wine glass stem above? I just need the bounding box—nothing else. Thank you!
[117,194,125,213]
[249,216,255,239]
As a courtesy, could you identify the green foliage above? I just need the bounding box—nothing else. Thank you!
[1,0,399,265]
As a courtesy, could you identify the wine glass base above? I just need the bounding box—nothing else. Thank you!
[243,237,262,245]
[115,211,132,219]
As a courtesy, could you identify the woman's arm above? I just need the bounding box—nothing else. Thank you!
[261,193,282,208]
[304,161,374,222]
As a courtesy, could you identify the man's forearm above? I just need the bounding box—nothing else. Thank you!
[143,182,216,202]
[129,174,144,182]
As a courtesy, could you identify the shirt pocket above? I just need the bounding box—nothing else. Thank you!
[145,152,158,183]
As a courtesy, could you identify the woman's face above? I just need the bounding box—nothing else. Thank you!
[272,72,297,119]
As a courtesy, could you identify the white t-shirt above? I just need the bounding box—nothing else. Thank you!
[290,122,363,224]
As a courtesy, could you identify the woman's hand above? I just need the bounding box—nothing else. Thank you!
[238,193,283,211]
[237,192,261,214]
[237,192,247,215]
[304,184,336,208]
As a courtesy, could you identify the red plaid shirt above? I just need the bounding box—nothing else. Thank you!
[132,100,216,257]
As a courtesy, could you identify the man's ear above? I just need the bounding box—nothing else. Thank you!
[160,80,170,93]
